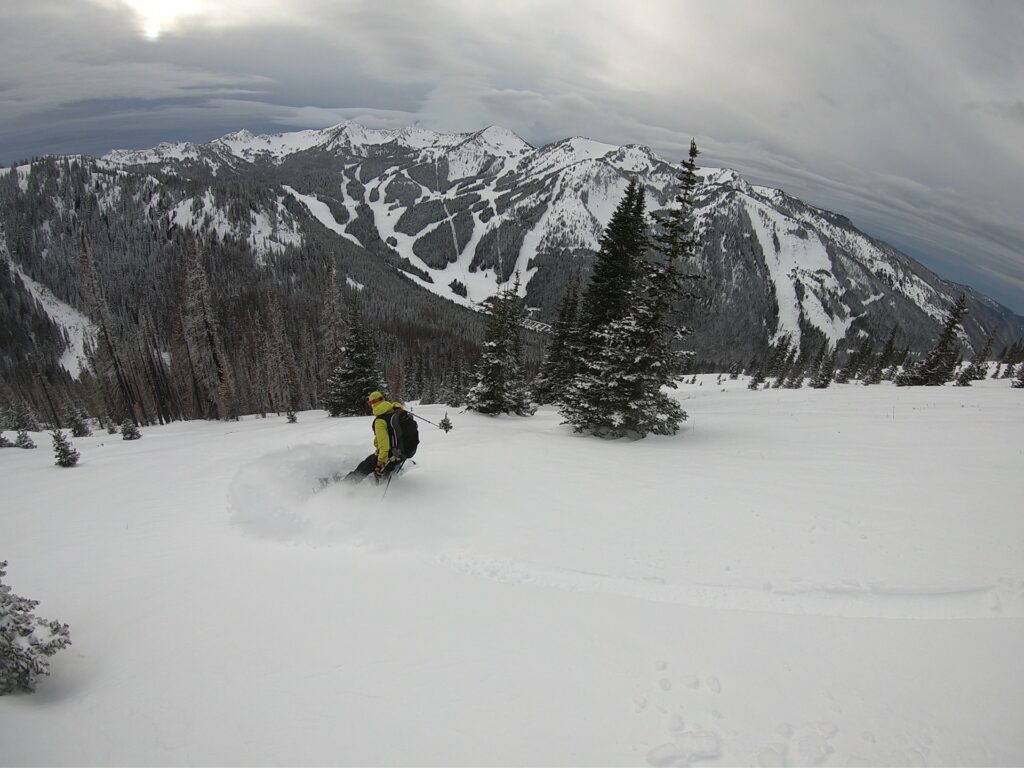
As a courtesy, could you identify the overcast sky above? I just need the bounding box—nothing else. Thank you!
[2,0,1022,314]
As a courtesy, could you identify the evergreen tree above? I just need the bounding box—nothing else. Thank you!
[747,364,766,390]
[180,241,237,419]
[896,294,968,386]
[839,336,875,382]
[13,402,40,432]
[784,347,810,388]
[562,143,703,438]
[562,150,700,438]
[286,410,297,423]
[120,419,141,440]
[444,353,469,408]
[859,340,878,381]
[955,329,998,385]
[1013,363,1024,389]
[79,235,147,425]
[0,560,72,694]
[578,179,646,333]
[532,281,580,405]
[561,286,688,437]
[806,343,828,384]
[14,430,35,449]
[63,403,92,438]
[811,345,837,389]
[466,275,533,416]
[765,335,793,381]
[317,259,347,399]
[864,327,899,385]
[0,433,11,448]
[322,303,382,417]
[263,296,300,414]
[774,347,798,388]
[51,429,79,467]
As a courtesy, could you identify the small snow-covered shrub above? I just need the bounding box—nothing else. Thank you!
[286,410,297,423]
[51,429,80,467]
[0,561,72,694]
[14,430,36,449]
[0,433,11,448]
[120,420,141,440]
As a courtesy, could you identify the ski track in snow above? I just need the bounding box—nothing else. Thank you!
[434,551,1024,621]
[226,445,1024,621]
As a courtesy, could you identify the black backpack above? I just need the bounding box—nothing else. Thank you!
[380,408,419,461]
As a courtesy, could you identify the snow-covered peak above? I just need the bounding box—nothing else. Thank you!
[319,121,463,152]
[388,124,462,150]
[104,141,206,166]
[221,128,255,142]
[700,167,753,194]
[321,121,389,149]
[562,137,620,160]
[525,136,622,176]
[460,126,533,157]
[607,144,660,173]
[751,184,785,200]
[212,127,329,161]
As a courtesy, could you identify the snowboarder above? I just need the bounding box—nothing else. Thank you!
[345,391,418,483]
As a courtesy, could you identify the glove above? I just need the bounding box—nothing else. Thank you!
[373,462,386,481]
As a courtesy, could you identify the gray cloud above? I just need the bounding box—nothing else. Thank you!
[2,0,1022,313]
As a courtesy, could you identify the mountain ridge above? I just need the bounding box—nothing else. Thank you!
[3,121,1023,382]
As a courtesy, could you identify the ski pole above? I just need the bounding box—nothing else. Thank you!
[409,410,453,432]
[382,472,394,499]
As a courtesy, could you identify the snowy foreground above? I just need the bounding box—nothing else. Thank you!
[2,377,1022,766]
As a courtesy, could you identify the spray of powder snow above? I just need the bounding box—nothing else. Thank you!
[228,444,467,550]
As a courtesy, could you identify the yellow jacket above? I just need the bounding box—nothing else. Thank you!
[371,398,404,465]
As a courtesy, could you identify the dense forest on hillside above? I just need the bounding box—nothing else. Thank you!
[0,157,547,425]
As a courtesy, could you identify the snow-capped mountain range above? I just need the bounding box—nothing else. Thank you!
[6,120,1023,365]
[98,120,1024,355]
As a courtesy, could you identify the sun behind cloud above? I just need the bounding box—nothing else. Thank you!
[88,0,296,39]
[131,0,205,39]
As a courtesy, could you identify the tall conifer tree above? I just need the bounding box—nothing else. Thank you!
[466,275,533,416]
[896,294,968,386]
[181,241,237,419]
[864,327,899,385]
[578,179,646,333]
[532,280,579,405]
[322,303,382,417]
[561,142,703,438]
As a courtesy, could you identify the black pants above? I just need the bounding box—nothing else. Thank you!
[346,454,399,482]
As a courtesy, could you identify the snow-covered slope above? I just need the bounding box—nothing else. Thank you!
[10,266,96,376]
[0,232,96,377]
[2,378,1022,764]
[167,189,303,262]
